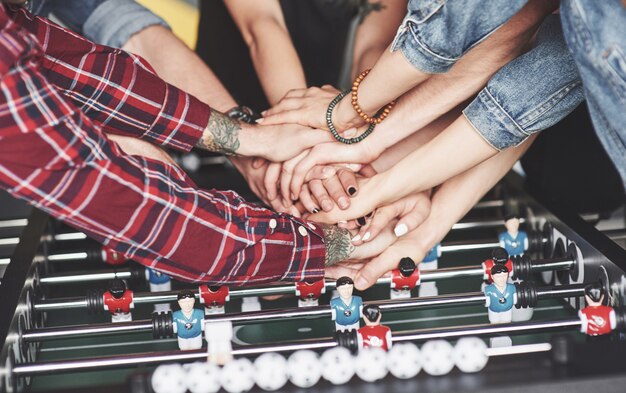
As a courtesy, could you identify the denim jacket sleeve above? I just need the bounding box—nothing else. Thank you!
[463,15,584,151]
[390,0,528,73]
[29,0,169,48]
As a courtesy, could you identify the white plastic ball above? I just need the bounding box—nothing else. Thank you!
[287,350,322,388]
[253,353,288,391]
[220,358,255,393]
[151,363,187,393]
[386,343,421,379]
[320,347,355,385]
[355,348,388,382]
[185,361,221,393]
[421,340,455,376]
[453,337,489,373]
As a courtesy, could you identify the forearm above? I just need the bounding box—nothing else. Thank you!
[320,224,355,267]
[343,0,556,146]
[375,115,498,206]
[246,19,307,105]
[414,136,536,251]
[122,25,237,112]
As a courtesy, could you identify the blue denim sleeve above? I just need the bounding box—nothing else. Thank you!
[390,0,528,74]
[463,15,584,151]
[561,0,626,186]
[30,0,170,48]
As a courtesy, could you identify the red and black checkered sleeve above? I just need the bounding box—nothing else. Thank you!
[0,6,326,285]
[7,5,209,153]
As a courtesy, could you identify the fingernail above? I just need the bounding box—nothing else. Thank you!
[355,275,368,290]
[255,118,264,124]
[321,200,333,211]
[338,197,349,209]
[291,193,297,201]
[356,216,366,226]
[394,223,408,237]
[347,164,361,171]
[362,232,371,241]
[322,167,335,177]
[351,234,361,242]
[348,186,357,196]
[338,220,347,224]
[312,207,320,214]
[261,110,267,116]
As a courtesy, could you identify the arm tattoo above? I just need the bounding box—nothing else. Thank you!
[321,224,356,267]
[196,109,241,155]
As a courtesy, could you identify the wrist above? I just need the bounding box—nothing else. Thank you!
[334,97,364,130]
[320,223,355,267]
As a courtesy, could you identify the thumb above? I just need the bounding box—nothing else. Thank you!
[354,252,398,290]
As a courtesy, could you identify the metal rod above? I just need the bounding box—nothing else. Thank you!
[0,232,87,246]
[33,255,576,311]
[14,318,578,377]
[26,285,585,342]
[473,199,505,209]
[0,218,28,228]
[452,217,526,230]
[40,270,135,284]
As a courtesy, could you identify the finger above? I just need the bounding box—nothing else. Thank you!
[290,143,364,200]
[298,184,320,214]
[358,207,396,243]
[325,262,366,281]
[304,165,336,183]
[251,157,268,169]
[322,176,350,210]
[353,241,419,290]
[336,168,358,197]
[359,164,378,178]
[264,162,282,201]
[280,151,307,204]
[394,194,432,237]
[258,109,305,126]
[308,179,334,212]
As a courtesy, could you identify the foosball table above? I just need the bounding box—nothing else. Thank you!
[2,173,626,393]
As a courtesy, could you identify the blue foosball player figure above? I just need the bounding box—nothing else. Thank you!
[484,265,516,324]
[330,277,363,332]
[499,214,528,257]
[172,290,205,350]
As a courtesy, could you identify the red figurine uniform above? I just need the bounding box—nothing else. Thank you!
[482,258,513,282]
[579,305,616,336]
[295,279,326,307]
[103,289,133,322]
[358,325,392,351]
[101,246,126,266]
[198,285,230,314]
[391,269,420,291]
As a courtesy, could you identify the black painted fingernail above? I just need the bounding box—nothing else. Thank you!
[357,216,367,226]
[348,186,357,196]
[312,208,320,214]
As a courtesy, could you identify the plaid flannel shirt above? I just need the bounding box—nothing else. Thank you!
[0,5,326,285]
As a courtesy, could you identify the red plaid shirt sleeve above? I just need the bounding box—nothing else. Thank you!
[9,6,207,152]
[0,5,326,285]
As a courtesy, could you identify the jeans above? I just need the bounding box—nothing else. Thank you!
[560,0,626,188]
[28,0,168,48]
[391,0,528,73]
[463,15,584,151]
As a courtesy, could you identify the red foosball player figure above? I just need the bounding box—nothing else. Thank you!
[357,305,392,351]
[104,279,134,322]
[295,279,326,307]
[482,247,513,284]
[101,246,126,266]
[198,285,230,315]
[579,282,616,336]
[390,257,420,300]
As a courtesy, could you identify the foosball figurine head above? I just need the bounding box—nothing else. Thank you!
[492,247,509,265]
[336,276,355,301]
[504,214,521,234]
[177,290,196,313]
[584,282,606,307]
[362,305,382,326]
[108,279,127,299]
[399,257,417,277]
[491,264,510,287]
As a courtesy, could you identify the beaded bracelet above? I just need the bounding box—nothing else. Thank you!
[326,90,375,144]
[351,69,395,125]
